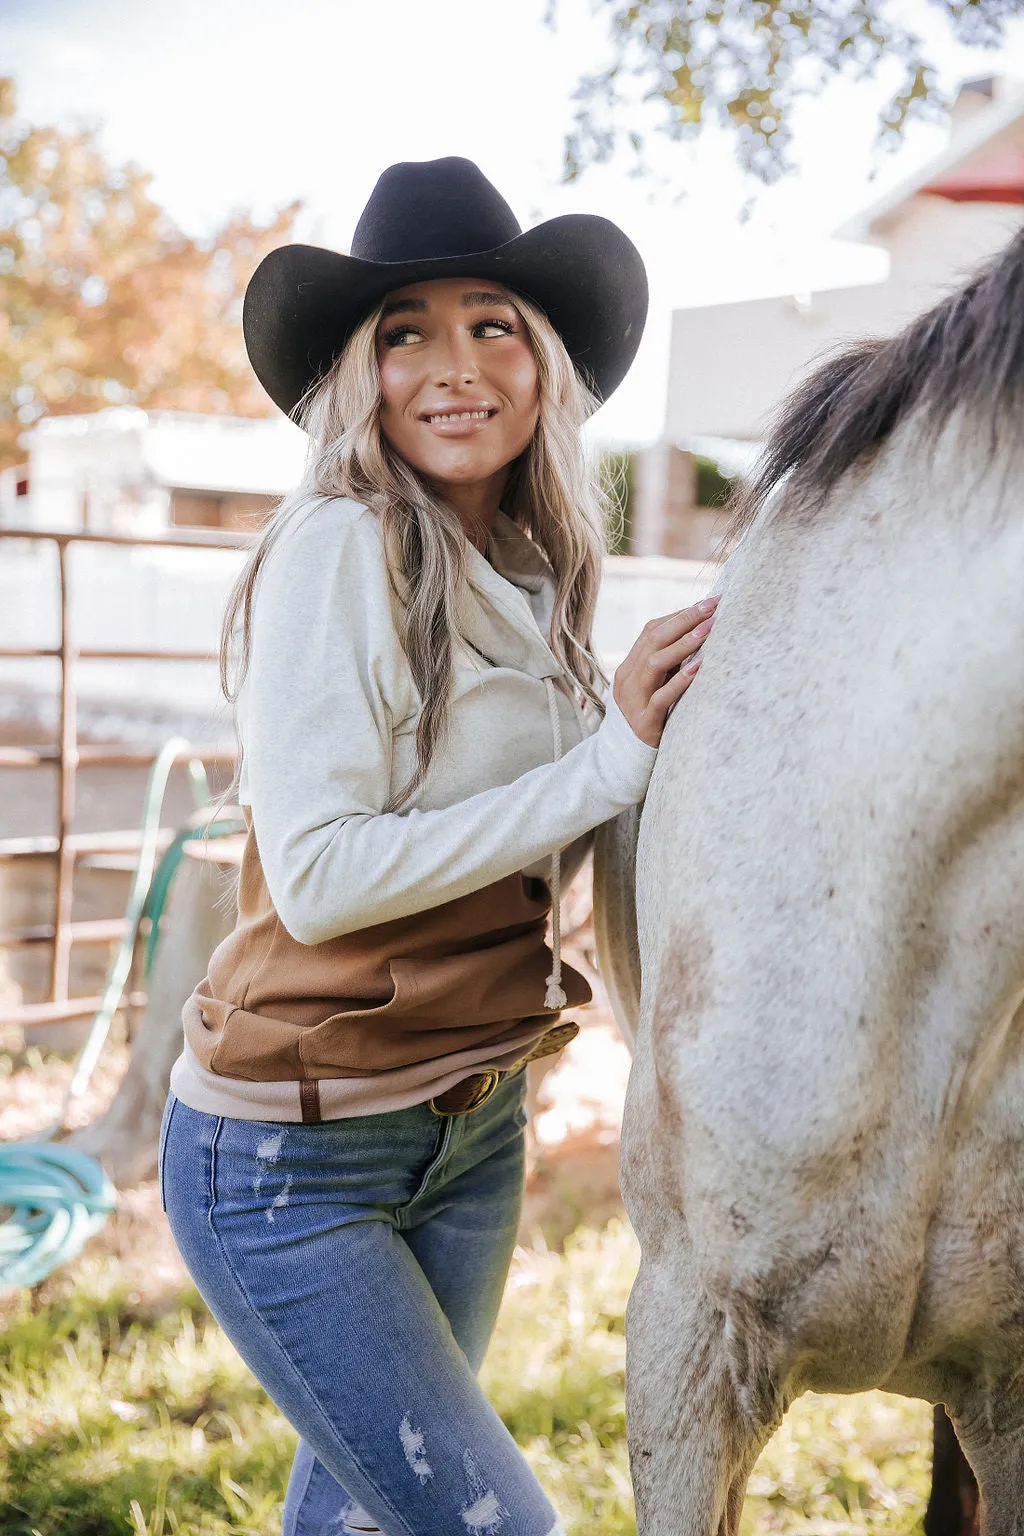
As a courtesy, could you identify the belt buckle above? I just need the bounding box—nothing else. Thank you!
[429,1069,501,1117]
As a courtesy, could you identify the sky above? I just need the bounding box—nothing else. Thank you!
[5,0,1024,445]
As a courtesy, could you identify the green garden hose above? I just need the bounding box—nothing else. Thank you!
[0,1143,116,1289]
[0,742,242,1294]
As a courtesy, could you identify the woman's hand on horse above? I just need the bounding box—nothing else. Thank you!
[613,596,719,747]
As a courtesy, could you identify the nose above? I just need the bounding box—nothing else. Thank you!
[432,329,479,389]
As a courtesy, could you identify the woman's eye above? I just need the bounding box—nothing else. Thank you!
[381,325,421,348]
[475,319,515,339]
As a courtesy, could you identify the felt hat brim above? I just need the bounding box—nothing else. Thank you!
[243,213,648,420]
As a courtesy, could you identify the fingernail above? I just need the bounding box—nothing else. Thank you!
[698,596,719,614]
[684,655,702,674]
[694,617,712,638]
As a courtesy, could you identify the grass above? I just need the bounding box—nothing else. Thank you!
[0,1221,933,1536]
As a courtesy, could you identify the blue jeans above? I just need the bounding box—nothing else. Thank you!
[158,1070,564,1536]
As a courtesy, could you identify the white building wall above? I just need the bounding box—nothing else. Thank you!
[665,195,1024,444]
[13,410,169,533]
[665,280,921,443]
[0,465,30,528]
[7,409,308,535]
[879,195,1024,287]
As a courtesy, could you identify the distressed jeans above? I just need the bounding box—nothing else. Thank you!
[158,1070,565,1536]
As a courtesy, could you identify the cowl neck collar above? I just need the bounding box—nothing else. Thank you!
[458,510,562,680]
[479,509,550,594]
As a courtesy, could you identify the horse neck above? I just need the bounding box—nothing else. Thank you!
[644,419,1024,1125]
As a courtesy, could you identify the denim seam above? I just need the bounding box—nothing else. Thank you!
[202,1140,417,1536]
[158,1096,178,1214]
[206,1117,223,1232]
[283,1440,316,1536]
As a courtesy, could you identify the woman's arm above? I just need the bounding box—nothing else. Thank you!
[242,500,701,945]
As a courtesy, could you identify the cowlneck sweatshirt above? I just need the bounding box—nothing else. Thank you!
[169,497,657,1121]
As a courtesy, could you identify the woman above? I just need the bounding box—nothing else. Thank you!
[160,157,716,1536]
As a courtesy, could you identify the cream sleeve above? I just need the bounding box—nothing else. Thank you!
[241,500,657,945]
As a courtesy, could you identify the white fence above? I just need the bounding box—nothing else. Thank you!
[0,539,715,743]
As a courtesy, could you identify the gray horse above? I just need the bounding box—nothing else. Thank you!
[595,228,1024,1534]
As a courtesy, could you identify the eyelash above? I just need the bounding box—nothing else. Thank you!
[380,317,517,348]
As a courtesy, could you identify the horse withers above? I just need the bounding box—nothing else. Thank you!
[595,229,1024,1534]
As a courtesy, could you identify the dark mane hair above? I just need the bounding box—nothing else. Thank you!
[729,225,1024,536]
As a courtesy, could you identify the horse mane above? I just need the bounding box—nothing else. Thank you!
[729,225,1024,537]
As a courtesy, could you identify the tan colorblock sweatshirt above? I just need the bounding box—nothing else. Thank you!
[169,497,657,1120]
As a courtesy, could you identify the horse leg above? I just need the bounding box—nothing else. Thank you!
[720,1454,762,1536]
[625,1245,769,1536]
[925,1405,980,1536]
[950,1408,1024,1536]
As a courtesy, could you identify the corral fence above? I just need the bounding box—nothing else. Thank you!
[0,527,242,1036]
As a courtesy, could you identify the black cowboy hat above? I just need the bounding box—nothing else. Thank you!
[243,156,648,419]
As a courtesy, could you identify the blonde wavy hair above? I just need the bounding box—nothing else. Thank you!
[221,289,610,810]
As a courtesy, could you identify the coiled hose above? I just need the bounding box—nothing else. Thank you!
[0,739,240,1293]
[0,1143,116,1289]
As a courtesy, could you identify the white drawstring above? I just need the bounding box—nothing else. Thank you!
[543,677,567,1012]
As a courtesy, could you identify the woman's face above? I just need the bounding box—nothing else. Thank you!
[375,277,540,498]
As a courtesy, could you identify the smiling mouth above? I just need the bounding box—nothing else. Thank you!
[420,408,498,425]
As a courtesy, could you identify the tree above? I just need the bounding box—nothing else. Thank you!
[560,1,1022,184]
[694,452,734,506]
[0,78,301,471]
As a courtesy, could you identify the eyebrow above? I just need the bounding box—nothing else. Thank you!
[379,288,514,320]
[460,290,514,308]
[380,295,428,318]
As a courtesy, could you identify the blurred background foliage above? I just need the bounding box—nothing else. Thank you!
[694,450,735,507]
[600,448,635,554]
[560,0,1020,183]
[600,446,734,555]
[0,78,300,471]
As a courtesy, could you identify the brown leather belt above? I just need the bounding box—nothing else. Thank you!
[428,1020,579,1117]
